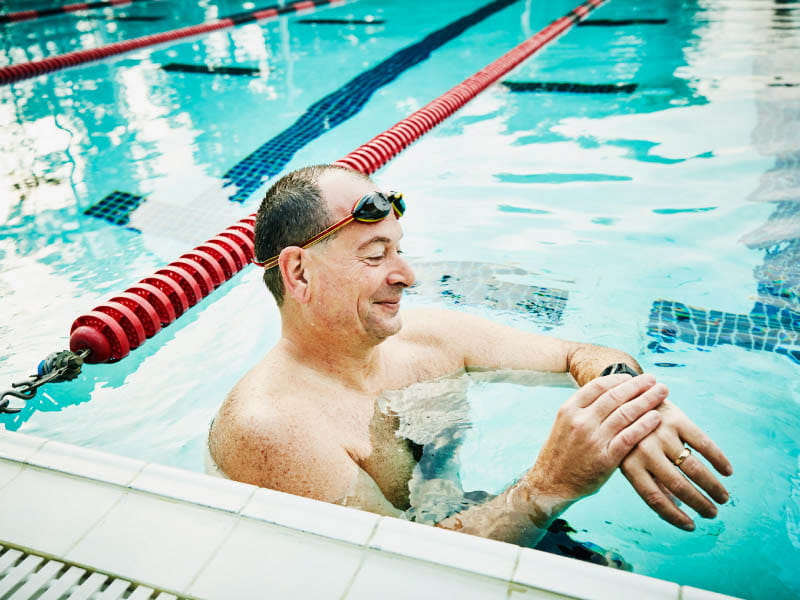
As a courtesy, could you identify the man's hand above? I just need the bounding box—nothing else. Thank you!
[620,400,733,531]
[516,374,667,518]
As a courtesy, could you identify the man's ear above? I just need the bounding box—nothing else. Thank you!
[279,247,311,303]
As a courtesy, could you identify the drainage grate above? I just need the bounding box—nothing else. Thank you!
[0,544,188,600]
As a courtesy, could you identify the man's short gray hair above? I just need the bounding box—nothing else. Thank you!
[254,164,370,305]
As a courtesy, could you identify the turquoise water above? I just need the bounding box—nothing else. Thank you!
[1,0,798,598]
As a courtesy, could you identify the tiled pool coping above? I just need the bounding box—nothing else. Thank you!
[0,430,739,599]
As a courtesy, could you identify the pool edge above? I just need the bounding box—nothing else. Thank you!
[0,430,742,600]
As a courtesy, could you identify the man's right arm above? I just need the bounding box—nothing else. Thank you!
[433,373,664,545]
[213,374,664,546]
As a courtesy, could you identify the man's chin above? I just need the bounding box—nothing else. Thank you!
[365,313,403,340]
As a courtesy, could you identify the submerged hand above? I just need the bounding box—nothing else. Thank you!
[620,400,733,531]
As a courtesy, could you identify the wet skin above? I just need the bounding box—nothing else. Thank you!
[209,168,733,544]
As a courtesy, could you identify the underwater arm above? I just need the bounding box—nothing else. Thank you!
[420,308,734,532]
[434,374,665,545]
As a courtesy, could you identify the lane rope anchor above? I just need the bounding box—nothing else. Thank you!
[1,349,90,414]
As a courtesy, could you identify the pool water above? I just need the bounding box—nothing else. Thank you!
[1,0,799,598]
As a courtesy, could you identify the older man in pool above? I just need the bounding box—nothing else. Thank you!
[209,164,733,550]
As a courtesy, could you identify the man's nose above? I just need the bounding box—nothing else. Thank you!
[388,253,415,288]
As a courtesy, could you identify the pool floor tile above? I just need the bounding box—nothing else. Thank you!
[513,546,680,600]
[345,551,515,600]
[66,491,237,592]
[187,518,364,599]
[0,467,125,556]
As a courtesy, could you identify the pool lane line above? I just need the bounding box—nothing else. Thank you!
[0,0,345,86]
[335,0,606,175]
[578,18,667,27]
[0,0,153,24]
[501,81,637,93]
[223,0,523,203]
[67,0,608,364]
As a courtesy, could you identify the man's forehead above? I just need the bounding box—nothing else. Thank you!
[318,169,378,216]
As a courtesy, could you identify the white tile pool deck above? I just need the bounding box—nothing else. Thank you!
[0,430,740,600]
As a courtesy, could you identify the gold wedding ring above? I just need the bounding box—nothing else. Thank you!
[673,447,691,467]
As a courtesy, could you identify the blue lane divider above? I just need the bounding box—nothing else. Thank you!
[223,0,520,203]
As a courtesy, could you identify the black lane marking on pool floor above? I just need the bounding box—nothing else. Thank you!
[161,63,262,76]
[408,261,568,326]
[223,0,521,203]
[502,81,638,94]
[647,300,800,365]
[0,0,155,23]
[91,15,167,22]
[297,18,386,24]
[578,18,668,27]
[84,191,145,227]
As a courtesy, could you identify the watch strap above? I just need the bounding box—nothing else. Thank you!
[599,362,640,377]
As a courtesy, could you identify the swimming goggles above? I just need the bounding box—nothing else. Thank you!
[254,191,405,269]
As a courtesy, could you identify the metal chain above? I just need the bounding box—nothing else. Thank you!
[1,349,90,414]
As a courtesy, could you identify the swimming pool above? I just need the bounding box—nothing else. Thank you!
[1,0,798,597]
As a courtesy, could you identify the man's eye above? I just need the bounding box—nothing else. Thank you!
[366,255,384,262]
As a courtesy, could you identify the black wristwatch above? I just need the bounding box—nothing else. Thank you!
[599,362,640,377]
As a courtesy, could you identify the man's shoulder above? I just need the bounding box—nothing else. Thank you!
[398,307,464,340]
[398,306,487,349]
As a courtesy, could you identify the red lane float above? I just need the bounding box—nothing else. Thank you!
[0,0,344,86]
[69,0,607,363]
[334,0,602,174]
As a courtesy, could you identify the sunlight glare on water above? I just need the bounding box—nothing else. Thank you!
[0,0,798,597]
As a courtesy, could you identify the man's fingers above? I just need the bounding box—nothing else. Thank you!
[571,374,634,408]
[649,453,718,519]
[589,374,658,423]
[607,410,661,464]
[681,421,733,477]
[622,466,695,531]
[675,451,730,505]
[600,382,668,436]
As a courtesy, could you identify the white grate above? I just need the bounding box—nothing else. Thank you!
[0,545,188,600]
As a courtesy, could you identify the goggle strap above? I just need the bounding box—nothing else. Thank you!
[253,215,354,269]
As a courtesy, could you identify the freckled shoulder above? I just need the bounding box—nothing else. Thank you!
[209,382,357,501]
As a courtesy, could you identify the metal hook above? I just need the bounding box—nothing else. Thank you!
[3,382,36,401]
[0,382,33,414]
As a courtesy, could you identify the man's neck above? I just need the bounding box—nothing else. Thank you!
[277,329,386,394]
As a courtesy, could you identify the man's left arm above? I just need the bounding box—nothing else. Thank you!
[417,307,733,531]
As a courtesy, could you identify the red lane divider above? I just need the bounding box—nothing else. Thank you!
[335,0,605,175]
[0,0,344,86]
[1,0,147,24]
[69,0,607,364]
